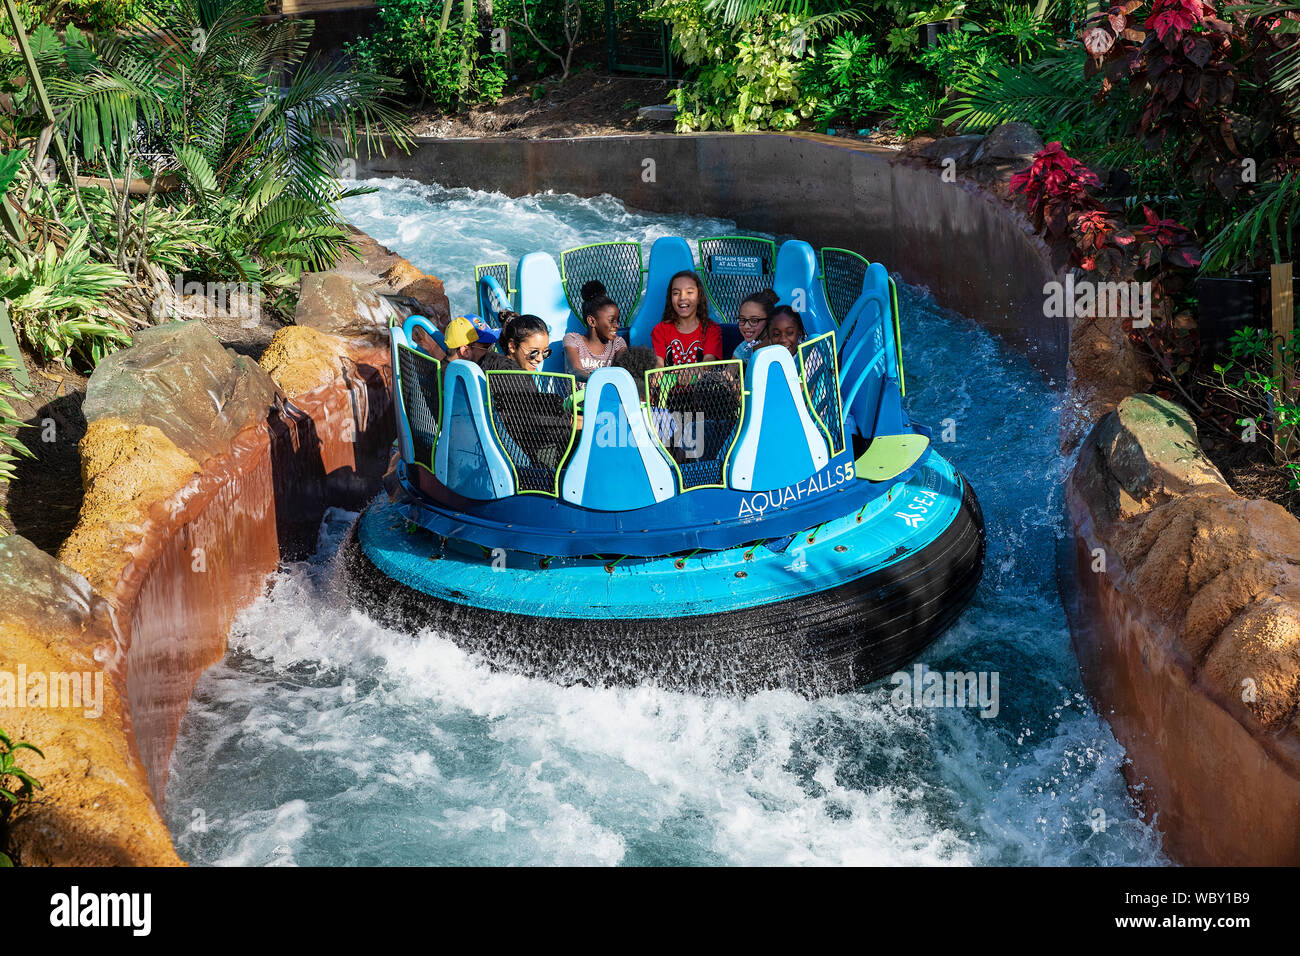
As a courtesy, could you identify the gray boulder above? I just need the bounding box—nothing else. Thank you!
[971,122,1044,166]
[83,319,278,462]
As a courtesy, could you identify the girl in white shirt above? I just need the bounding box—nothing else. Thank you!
[564,280,627,381]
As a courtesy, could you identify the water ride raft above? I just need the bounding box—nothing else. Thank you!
[345,236,985,694]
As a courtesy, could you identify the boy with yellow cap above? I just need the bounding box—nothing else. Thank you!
[442,315,500,364]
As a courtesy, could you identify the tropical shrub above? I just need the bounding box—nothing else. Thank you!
[0,350,32,521]
[0,727,44,866]
[347,0,508,109]
[0,227,133,368]
[965,0,1300,272]
[652,0,822,132]
[800,32,892,129]
[1202,326,1300,487]
[1010,141,1202,399]
[15,0,412,286]
[12,0,143,30]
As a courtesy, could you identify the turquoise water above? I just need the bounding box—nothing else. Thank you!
[161,179,1167,866]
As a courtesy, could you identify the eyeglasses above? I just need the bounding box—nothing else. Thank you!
[525,348,553,362]
[737,316,765,326]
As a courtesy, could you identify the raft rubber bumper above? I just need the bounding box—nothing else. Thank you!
[344,455,985,695]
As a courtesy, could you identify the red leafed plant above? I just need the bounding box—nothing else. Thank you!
[1135,205,1202,271]
[1011,140,1202,402]
[1010,142,1139,274]
[1082,0,1293,209]
[1009,142,1102,253]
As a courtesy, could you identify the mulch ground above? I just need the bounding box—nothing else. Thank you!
[1203,434,1300,521]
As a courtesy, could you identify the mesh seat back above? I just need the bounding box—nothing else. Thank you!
[561,242,644,324]
[698,236,776,321]
[798,332,845,457]
[820,247,870,326]
[396,343,441,471]
[645,359,745,491]
[485,370,578,496]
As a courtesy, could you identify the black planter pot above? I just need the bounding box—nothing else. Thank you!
[1195,273,1270,359]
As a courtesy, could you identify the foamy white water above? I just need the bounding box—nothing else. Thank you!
[162,181,1167,866]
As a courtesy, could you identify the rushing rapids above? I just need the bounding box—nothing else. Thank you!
[161,180,1167,866]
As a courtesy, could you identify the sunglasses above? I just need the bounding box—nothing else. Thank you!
[525,348,553,362]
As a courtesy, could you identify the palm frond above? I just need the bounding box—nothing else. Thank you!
[946,54,1108,135]
[1202,171,1300,271]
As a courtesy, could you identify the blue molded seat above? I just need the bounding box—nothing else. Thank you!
[727,346,830,491]
[435,360,515,500]
[517,252,582,372]
[838,262,909,443]
[477,274,513,328]
[774,240,836,336]
[629,237,695,348]
[402,314,442,352]
[561,367,677,510]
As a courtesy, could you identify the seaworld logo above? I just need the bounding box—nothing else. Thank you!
[893,488,941,528]
[737,462,854,518]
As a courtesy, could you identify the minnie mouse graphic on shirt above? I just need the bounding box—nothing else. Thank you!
[652,320,723,367]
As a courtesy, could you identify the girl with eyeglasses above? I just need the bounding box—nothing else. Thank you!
[733,288,777,363]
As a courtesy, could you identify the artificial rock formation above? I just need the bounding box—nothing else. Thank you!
[259,325,357,399]
[4,237,405,866]
[1065,393,1300,864]
[0,536,181,865]
[82,320,278,462]
[295,272,400,339]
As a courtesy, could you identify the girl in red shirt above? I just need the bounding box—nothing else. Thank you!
[651,271,722,367]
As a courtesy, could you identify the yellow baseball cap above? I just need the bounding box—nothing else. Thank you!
[444,315,499,349]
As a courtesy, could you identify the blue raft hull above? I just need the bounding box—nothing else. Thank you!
[345,451,985,694]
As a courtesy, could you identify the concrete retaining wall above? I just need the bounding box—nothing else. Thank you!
[356,133,1066,380]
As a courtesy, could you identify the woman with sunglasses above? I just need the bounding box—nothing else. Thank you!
[733,288,777,363]
[481,313,573,472]
[493,313,553,371]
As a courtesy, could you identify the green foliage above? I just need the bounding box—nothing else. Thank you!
[1205,326,1300,486]
[946,52,1116,145]
[1202,171,1300,273]
[983,0,1057,63]
[654,0,820,132]
[890,79,945,137]
[502,0,606,81]
[12,0,144,31]
[914,28,999,88]
[0,348,33,499]
[0,227,132,368]
[0,727,44,866]
[347,0,507,109]
[25,0,412,285]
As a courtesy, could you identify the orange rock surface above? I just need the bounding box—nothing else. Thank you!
[1065,393,1300,864]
